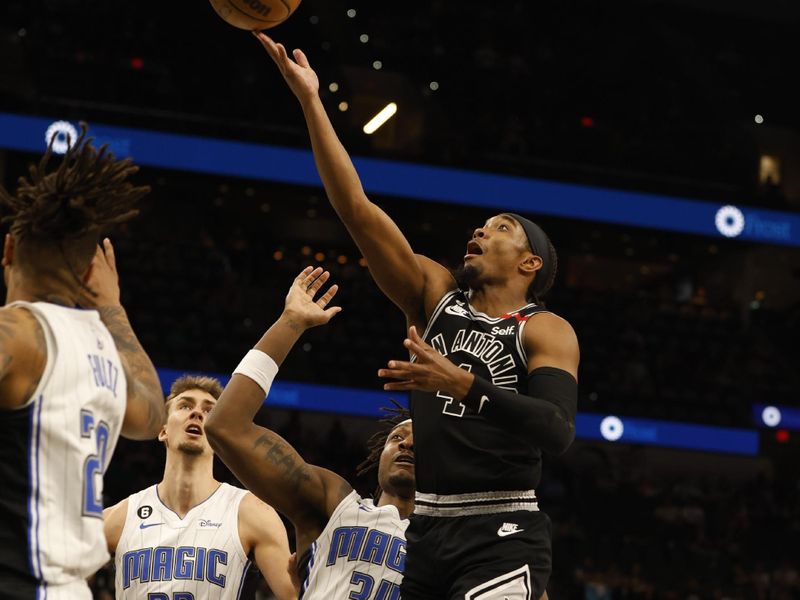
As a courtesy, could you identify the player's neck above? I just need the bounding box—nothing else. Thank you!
[158,452,219,518]
[376,490,414,520]
[5,274,80,308]
[467,285,530,317]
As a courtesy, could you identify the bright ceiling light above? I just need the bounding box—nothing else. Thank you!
[363,103,397,134]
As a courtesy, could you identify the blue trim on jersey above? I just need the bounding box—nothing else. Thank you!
[154,482,223,521]
[300,541,317,598]
[27,395,45,582]
[36,582,47,600]
[235,559,251,600]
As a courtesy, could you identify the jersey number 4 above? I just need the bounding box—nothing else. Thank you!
[81,409,110,518]
[439,363,473,418]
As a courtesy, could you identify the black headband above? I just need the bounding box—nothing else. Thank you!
[505,213,556,298]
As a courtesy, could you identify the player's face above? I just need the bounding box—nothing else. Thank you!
[377,421,415,496]
[463,215,533,283]
[158,390,217,457]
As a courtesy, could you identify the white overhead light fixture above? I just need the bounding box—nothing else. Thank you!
[363,103,397,134]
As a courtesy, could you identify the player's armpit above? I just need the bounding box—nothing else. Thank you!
[102,498,129,556]
[239,493,298,600]
[97,306,165,440]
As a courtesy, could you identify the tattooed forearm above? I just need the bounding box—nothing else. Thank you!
[253,433,313,492]
[98,305,165,436]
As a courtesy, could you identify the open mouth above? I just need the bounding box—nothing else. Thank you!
[185,424,203,436]
[465,240,484,258]
[394,454,415,465]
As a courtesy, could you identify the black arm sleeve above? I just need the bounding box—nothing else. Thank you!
[461,367,577,455]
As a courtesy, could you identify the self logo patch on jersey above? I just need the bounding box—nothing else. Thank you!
[139,522,164,530]
[137,505,153,519]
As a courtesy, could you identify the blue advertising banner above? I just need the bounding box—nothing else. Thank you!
[752,403,800,431]
[1,112,798,246]
[158,369,759,455]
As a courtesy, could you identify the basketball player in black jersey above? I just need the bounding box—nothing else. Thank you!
[256,33,579,599]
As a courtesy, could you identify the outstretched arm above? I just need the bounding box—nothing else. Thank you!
[206,267,350,543]
[82,239,165,439]
[254,33,453,322]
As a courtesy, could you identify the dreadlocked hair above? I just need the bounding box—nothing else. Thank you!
[356,401,411,500]
[0,122,149,276]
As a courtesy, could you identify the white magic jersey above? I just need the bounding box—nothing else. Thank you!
[115,483,251,600]
[299,491,409,600]
[4,301,126,590]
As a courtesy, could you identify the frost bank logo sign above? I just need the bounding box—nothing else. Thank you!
[45,120,79,154]
[44,120,132,157]
[714,204,791,243]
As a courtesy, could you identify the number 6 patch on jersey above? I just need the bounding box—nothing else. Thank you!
[464,565,533,600]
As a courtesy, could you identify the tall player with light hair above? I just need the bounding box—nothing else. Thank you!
[206,267,415,599]
[0,127,166,599]
[102,375,297,600]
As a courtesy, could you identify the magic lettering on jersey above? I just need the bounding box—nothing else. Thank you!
[326,526,406,574]
[429,329,519,390]
[87,353,121,397]
[121,546,228,589]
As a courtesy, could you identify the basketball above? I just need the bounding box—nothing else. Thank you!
[208,0,301,30]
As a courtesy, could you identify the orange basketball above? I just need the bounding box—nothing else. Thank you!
[208,0,301,30]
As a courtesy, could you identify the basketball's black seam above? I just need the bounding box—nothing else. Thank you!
[222,0,290,23]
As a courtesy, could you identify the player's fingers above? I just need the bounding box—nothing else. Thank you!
[307,270,330,295]
[295,266,314,284]
[323,306,342,320]
[254,32,279,60]
[403,337,429,357]
[293,48,310,68]
[301,267,324,289]
[316,284,339,307]
[276,43,292,66]
[383,380,418,391]
[377,367,414,379]
[103,238,117,271]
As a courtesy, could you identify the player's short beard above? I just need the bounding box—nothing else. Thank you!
[453,263,481,293]
[381,470,415,499]
[177,441,204,456]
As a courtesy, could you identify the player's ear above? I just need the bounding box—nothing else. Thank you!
[519,253,542,276]
[157,423,168,443]
[2,233,14,267]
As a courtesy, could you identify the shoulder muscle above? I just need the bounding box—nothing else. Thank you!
[524,312,579,379]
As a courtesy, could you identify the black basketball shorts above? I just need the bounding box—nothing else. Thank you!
[400,510,552,600]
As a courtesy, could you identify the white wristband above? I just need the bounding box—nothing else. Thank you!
[232,349,279,396]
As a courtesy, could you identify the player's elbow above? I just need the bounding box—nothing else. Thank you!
[541,419,575,455]
[204,413,233,451]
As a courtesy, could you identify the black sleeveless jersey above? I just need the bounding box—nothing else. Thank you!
[411,289,551,495]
